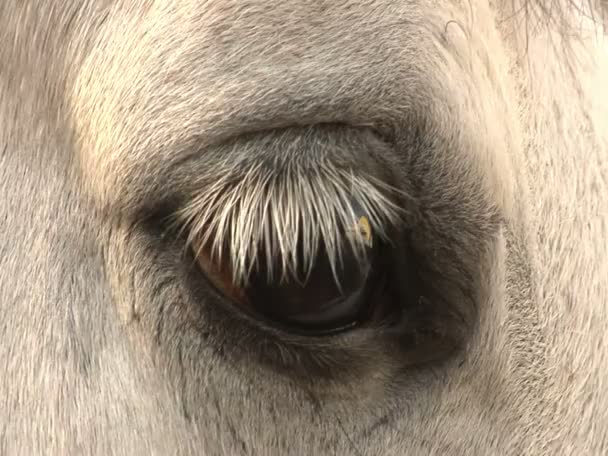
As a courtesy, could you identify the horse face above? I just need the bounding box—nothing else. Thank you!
[1,1,606,454]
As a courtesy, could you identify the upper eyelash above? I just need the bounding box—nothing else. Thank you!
[172,160,409,289]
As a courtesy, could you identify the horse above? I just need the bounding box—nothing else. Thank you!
[1,1,606,454]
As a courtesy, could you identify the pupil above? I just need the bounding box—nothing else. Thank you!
[247,240,376,331]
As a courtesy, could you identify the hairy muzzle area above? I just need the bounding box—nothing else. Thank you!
[176,124,407,333]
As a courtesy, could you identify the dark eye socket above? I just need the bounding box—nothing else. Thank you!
[193,215,393,336]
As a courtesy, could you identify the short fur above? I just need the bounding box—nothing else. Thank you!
[0,0,606,455]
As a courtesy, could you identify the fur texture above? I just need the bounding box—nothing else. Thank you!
[0,0,606,454]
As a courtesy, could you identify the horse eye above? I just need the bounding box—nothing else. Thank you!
[193,216,388,336]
